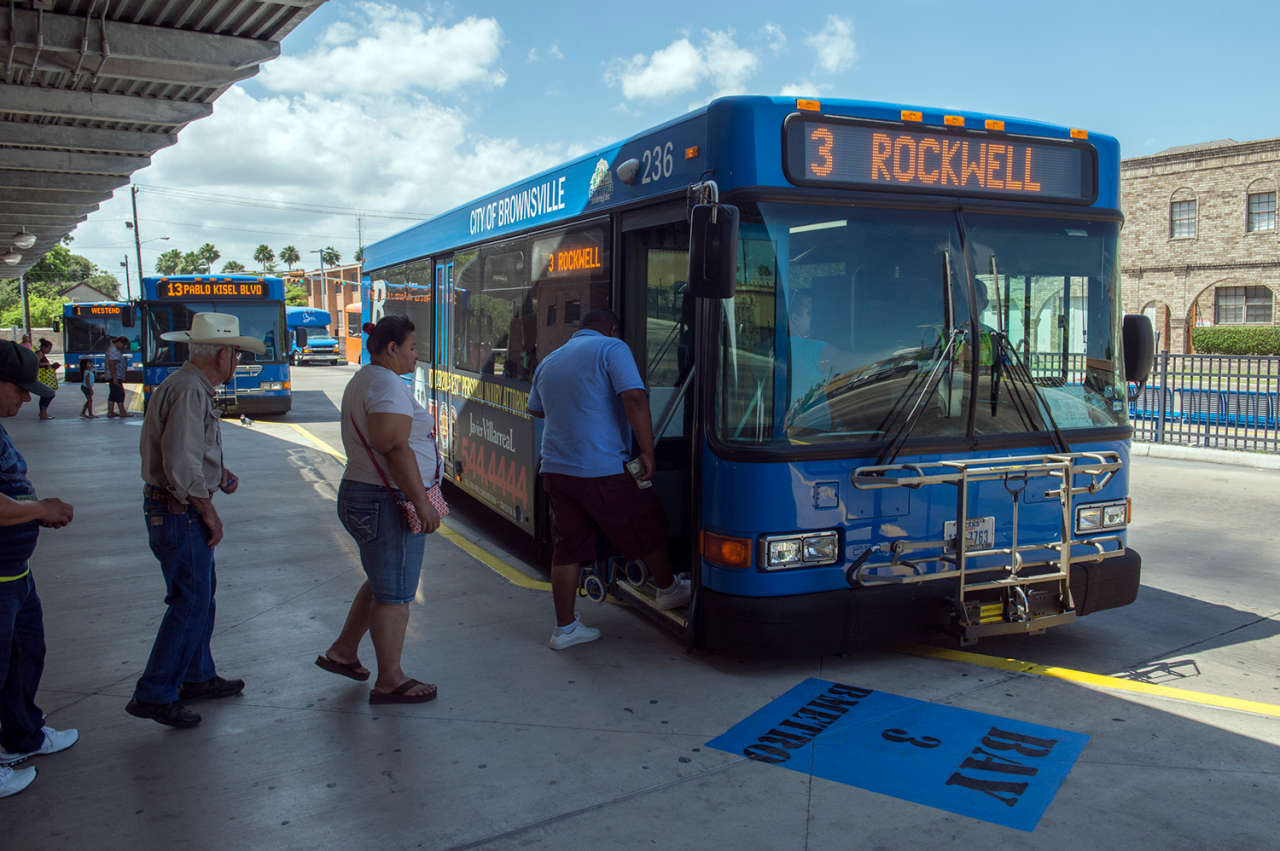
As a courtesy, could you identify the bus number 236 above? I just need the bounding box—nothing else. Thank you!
[642,142,674,185]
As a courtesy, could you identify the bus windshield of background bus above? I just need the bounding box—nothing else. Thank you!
[146,302,284,364]
[66,314,137,353]
[716,203,1125,448]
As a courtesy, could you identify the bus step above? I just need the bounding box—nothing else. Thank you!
[957,610,1076,641]
[611,578,689,635]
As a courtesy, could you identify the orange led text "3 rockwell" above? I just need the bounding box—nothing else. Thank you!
[810,127,835,176]
[869,133,1042,191]
[548,246,601,273]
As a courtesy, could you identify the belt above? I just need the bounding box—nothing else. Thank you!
[143,484,177,501]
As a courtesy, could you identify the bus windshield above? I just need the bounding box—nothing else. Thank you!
[65,312,136,353]
[715,202,1125,448]
[146,302,285,364]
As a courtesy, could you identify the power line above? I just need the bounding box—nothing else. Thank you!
[139,217,364,242]
[136,183,436,221]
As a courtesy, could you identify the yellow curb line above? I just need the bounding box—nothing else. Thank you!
[283,422,550,592]
[896,643,1280,719]
[126,383,144,412]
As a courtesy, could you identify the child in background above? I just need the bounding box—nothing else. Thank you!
[79,358,97,418]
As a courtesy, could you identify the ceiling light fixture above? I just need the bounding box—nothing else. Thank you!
[11,228,35,250]
[2,251,22,265]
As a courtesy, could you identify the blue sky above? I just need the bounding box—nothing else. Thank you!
[71,0,1279,287]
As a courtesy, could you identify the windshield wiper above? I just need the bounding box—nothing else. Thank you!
[874,326,965,467]
[989,331,1072,453]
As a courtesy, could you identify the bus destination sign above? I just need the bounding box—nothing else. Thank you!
[71,304,122,317]
[532,228,609,282]
[158,279,268,299]
[786,118,1095,203]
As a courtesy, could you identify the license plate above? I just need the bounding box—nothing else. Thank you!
[944,516,995,552]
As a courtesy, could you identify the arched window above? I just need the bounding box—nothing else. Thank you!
[1247,178,1276,233]
[1169,187,1196,238]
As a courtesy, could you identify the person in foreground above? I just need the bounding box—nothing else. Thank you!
[0,342,78,798]
[528,308,691,650]
[127,314,262,728]
[317,316,441,704]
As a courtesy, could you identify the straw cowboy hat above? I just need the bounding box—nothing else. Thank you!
[161,312,267,355]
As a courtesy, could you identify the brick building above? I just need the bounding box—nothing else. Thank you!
[297,260,361,336]
[1120,137,1279,353]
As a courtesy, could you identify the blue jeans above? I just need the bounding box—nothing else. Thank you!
[0,570,47,754]
[337,480,425,604]
[133,495,218,704]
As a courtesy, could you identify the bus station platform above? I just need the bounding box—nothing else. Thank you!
[3,379,1278,850]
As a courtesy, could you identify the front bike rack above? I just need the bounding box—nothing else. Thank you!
[848,451,1127,643]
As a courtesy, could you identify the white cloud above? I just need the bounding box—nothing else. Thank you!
[760,23,786,54]
[806,15,856,74]
[528,47,539,62]
[608,30,759,102]
[261,4,506,95]
[779,79,824,97]
[550,41,564,60]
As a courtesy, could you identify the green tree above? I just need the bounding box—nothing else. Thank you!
[321,246,341,266]
[279,245,300,270]
[0,294,64,327]
[285,284,308,306]
[179,252,204,274]
[354,246,364,263]
[156,248,183,275]
[253,244,275,268]
[84,272,121,299]
[197,243,220,273]
[24,243,73,286]
[222,260,246,273]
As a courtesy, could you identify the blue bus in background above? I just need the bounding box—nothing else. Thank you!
[362,96,1154,657]
[141,275,291,416]
[285,306,343,365]
[61,301,142,382]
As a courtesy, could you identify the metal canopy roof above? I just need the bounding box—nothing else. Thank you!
[0,0,325,278]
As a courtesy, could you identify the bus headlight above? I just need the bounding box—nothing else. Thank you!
[262,382,283,390]
[1076,500,1128,535]
[763,531,839,570]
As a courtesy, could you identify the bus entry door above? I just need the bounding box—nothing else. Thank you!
[433,261,455,474]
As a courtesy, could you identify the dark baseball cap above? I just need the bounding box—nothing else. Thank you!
[0,340,55,398]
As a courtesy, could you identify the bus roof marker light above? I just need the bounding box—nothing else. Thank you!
[797,99,820,112]
[944,115,964,127]
[1071,129,1089,139]
[685,146,699,159]
[901,110,923,122]
[985,119,1005,131]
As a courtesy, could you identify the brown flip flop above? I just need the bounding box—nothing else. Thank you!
[314,654,370,682]
[369,678,437,704]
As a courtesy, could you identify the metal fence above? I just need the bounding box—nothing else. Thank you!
[1129,353,1280,454]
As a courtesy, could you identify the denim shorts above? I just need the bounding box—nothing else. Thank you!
[337,479,425,605]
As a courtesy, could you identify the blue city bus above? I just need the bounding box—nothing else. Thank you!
[141,275,291,416]
[362,96,1153,657]
[61,301,142,382]
[285,306,343,365]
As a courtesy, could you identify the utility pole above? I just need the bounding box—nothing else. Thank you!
[19,272,29,340]
[131,185,143,302]
[121,256,130,300]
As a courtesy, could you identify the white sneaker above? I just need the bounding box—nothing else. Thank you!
[0,727,79,766]
[549,614,601,650]
[655,575,692,611]
[0,765,36,798]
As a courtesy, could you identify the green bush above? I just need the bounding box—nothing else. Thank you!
[1192,326,1280,355]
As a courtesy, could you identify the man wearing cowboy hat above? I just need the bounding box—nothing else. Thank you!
[0,341,77,797]
[127,313,265,729]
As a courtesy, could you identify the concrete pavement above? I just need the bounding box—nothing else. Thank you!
[0,374,1276,850]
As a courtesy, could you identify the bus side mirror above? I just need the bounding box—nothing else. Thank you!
[122,307,135,328]
[52,321,60,333]
[1123,314,1155,384]
[688,204,739,300]
[296,328,308,347]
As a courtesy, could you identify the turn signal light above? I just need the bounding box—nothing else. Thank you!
[704,531,753,569]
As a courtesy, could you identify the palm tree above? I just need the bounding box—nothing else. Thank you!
[321,246,341,266]
[197,243,220,273]
[156,249,183,275]
[221,260,246,273]
[253,244,274,269]
[279,245,300,271]
[179,252,204,274]
[354,246,364,263]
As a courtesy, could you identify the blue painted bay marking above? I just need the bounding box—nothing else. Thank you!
[706,678,1089,832]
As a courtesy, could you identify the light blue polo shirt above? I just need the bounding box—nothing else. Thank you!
[528,329,645,478]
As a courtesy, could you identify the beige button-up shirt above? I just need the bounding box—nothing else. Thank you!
[140,361,223,503]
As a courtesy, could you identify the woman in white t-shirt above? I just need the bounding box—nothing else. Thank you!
[316,316,441,704]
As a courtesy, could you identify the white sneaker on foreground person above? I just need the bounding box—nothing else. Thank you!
[0,726,79,766]
[549,614,601,650]
[0,765,37,798]
[655,575,692,611]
